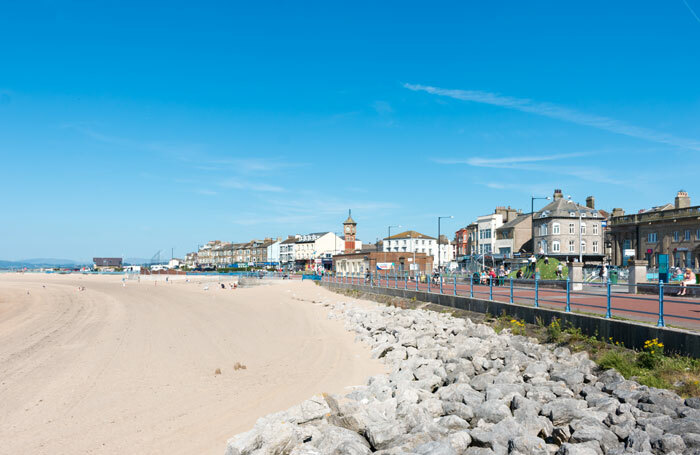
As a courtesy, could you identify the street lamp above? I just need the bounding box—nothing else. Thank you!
[386,225,401,265]
[531,195,552,255]
[438,216,453,272]
[567,196,583,263]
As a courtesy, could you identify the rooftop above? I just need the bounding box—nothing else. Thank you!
[384,230,436,240]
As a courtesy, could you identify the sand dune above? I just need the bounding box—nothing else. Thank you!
[0,273,385,455]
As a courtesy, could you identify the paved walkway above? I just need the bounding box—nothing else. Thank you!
[327,277,700,331]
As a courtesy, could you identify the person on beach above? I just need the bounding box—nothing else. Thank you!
[678,268,696,296]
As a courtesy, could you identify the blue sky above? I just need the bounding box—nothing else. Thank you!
[2,1,700,261]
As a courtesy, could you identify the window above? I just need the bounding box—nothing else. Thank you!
[581,240,587,253]
[673,231,679,242]
[568,240,575,252]
[592,213,598,218]
[685,230,691,241]
[553,223,560,234]
[593,224,599,235]
[570,212,576,217]
[648,232,657,243]
[552,240,560,252]
[580,223,586,235]
[593,241,599,253]
[569,223,575,234]
[540,224,548,236]
[581,213,586,218]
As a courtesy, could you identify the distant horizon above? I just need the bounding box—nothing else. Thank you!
[2,1,699,259]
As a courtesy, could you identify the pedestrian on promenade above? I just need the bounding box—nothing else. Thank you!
[497,265,506,286]
[556,262,563,278]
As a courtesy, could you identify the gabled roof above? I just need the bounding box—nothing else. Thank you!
[535,198,602,219]
[497,214,531,231]
[384,230,436,240]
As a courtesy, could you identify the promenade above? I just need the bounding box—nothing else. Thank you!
[324,275,700,331]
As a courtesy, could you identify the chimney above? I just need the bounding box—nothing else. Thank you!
[553,189,563,200]
[586,196,595,209]
[612,208,625,217]
[675,190,691,209]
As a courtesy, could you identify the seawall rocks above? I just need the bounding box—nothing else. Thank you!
[225,300,700,455]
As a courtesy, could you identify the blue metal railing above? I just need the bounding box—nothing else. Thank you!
[321,272,700,330]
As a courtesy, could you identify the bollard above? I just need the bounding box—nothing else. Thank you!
[454,275,457,296]
[509,278,514,304]
[657,282,665,327]
[605,279,612,319]
[489,276,493,300]
[534,277,539,308]
[565,278,571,312]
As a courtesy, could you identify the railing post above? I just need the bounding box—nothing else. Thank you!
[489,276,493,300]
[395,271,398,289]
[454,275,457,295]
[416,273,419,292]
[470,275,474,298]
[534,277,539,308]
[428,274,431,293]
[509,278,514,304]
[565,277,571,312]
[657,282,665,327]
[404,273,408,290]
[440,273,443,294]
[605,279,612,319]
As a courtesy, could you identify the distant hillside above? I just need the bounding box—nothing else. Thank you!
[0,258,87,269]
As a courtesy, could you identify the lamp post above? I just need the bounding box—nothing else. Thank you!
[567,197,583,263]
[531,195,551,254]
[386,224,401,271]
[438,216,453,272]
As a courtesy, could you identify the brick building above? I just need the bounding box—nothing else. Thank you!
[608,191,700,269]
[332,251,433,277]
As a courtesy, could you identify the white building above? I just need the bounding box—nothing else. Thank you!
[168,258,183,269]
[476,213,504,255]
[280,236,299,270]
[266,239,281,264]
[382,230,453,270]
[295,232,345,263]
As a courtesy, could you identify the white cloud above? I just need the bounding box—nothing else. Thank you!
[195,189,217,196]
[219,179,285,192]
[435,152,589,167]
[404,83,700,151]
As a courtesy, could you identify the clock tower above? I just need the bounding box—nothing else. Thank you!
[343,209,357,253]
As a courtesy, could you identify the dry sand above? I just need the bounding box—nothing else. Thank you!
[0,273,386,455]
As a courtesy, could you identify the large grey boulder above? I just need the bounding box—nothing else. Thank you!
[541,398,588,426]
[473,400,511,423]
[508,435,548,455]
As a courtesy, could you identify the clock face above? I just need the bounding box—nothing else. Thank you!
[345,226,351,233]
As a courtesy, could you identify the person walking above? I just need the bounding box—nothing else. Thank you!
[556,262,563,279]
[498,265,506,286]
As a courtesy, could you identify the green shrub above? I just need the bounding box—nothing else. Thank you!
[637,338,665,369]
[547,318,562,343]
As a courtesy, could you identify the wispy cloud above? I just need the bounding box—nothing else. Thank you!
[434,152,589,167]
[195,189,217,196]
[219,179,285,192]
[404,83,700,151]
[372,100,394,114]
[684,0,700,24]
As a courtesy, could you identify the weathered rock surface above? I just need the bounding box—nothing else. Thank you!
[224,297,699,455]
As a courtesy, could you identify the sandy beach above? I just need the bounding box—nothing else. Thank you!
[0,273,386,455]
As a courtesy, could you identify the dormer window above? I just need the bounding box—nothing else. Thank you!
[581,213,586,218]
[592,213,598,218]
[570,212,576,217]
